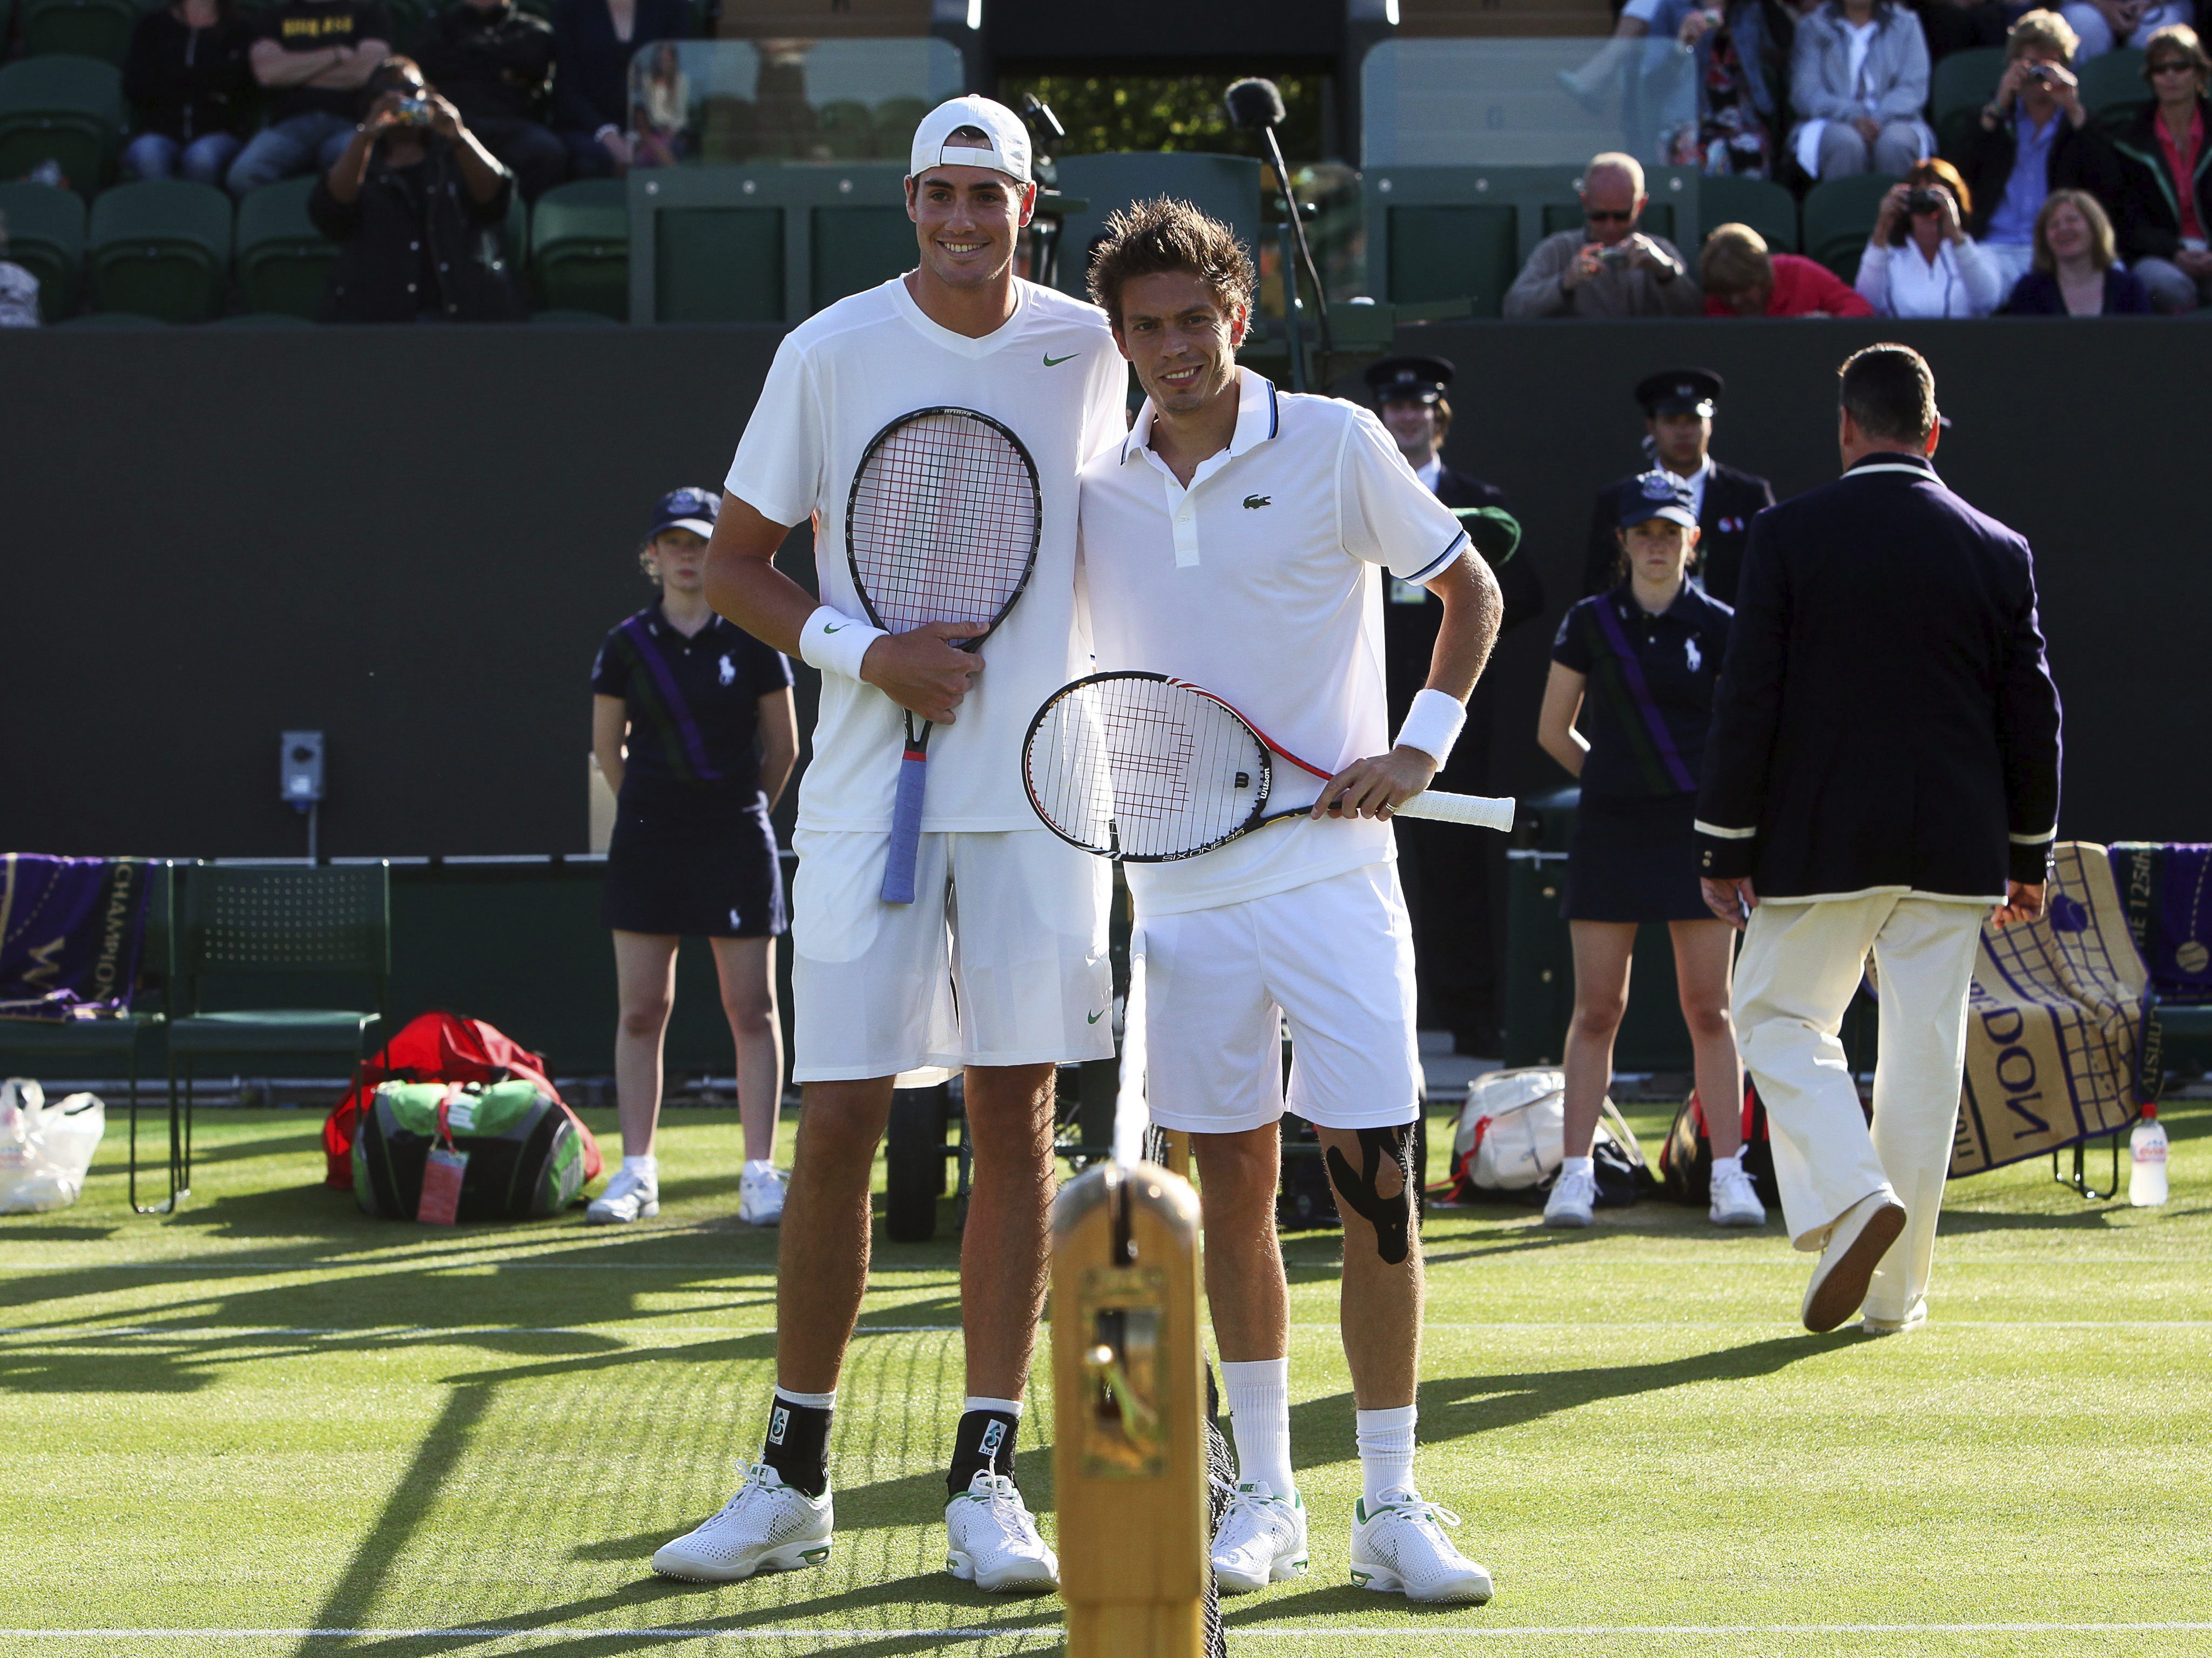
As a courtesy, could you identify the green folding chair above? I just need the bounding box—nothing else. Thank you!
[1701,173,1799,252]
[1802,172,1901,281]
[0,177,86,320]
[0,55,125,195]
[17,0,142,63]
[2080,48,2151,126]
[0,860,181,1214]
[166,863,391,1211]
[1931,46,2005,154]
[236,175,334,319]
[530,177,628,319]
[87,178,233,321]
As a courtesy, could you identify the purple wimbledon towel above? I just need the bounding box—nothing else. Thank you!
[0,855,150,1021]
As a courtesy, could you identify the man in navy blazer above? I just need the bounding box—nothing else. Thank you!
[1695,344,2062,1337]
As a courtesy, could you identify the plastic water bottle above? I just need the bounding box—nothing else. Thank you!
[2129,1106,2169,1208]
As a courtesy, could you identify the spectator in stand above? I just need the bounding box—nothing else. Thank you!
[309,55,520,321]
[1951,10,2107,300]
[414,0,565,201]
[1788,0,1936,179]
[2106,24,2212,310]
[2000,186,2156,307]
[629,40,693,168]
[0,211,40,328]
[122,0,253,186]
[1856,158,2006,313]
[1503,152,1703,317]
[1560,0,1800,177]
[552,0,690,181]
[1700,221,1880,312]
[2061,0,2191,59]
[224,0,392,198]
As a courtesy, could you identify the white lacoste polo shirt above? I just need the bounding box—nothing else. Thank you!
[1077,367,1471,916]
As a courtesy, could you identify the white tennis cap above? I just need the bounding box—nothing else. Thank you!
[908,95,1032,185]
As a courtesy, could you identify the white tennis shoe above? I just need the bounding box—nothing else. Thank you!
[1709,1157,1768,1227]
[586,1164,658,1225]
[1542,1166,1596,1228]
[945,1471,1059,1593]
[1211,1482,1309,1593]
[739,1160,786,1227]
[651,1463,833,1582]
[1348,1489,1495,1605]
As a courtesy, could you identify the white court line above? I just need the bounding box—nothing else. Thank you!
[7,1624,2212,1640]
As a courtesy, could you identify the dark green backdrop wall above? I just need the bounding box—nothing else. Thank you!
[4,317,2199,862]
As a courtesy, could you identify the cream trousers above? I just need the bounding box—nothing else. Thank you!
[1734,892,1983,1322]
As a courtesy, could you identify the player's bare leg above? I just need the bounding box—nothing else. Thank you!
[774,1076,898,1392]
[956,1061,1059,1398]
[1316,1123,1421,1410]
[1190,1125,1290,1363]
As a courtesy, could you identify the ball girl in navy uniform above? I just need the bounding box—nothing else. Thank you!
[590,488,799,1228]
[1535,471,1766,1230]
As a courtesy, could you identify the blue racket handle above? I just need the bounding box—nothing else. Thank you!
[880,745,928,904]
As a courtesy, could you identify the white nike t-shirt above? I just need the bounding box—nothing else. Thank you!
[726,276,1127,832]
[1078,369,1471,917]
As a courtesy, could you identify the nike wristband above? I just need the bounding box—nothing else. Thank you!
[1394,688,1467,768]
[799,605,886,682]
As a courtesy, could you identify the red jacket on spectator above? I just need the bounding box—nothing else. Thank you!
[1704,253,1877,316]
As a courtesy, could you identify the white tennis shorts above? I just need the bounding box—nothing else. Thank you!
[1138,861,1421,1135]
[789,825,1114,1082]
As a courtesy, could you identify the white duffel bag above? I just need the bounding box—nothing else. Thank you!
[0,1078,106,1214]
[1448,1066,1643,1196]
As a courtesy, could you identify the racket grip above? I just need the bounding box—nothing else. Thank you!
[880,751,928,904]
[1396,790,1516,833]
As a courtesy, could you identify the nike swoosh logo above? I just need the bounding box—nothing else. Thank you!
[1087,1010,1103,1024]
[824,624,845,632]
[1044,352,1080,367]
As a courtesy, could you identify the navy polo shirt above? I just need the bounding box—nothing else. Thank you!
[591,605,793,807]
[1552,581,1734,801]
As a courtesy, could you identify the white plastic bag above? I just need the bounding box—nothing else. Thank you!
[0,1078,106,1214]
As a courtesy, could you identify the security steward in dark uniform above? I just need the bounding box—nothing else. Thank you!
[1366,352,1545,1054]
[1695,343,2062,1337]
[1582,369,1774,605]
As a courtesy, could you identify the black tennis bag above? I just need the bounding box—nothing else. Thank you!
[353,1080,592,1221]
[1659,1081,1782,1210]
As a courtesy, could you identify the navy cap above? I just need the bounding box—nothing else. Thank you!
[651,486,720,539]
[1635,367,1723,417]
[1364,354,1454,405]
[1620,469,1698,530]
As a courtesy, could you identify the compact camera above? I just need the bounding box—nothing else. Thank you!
[2025,63,2058,84]
[394,96,432,126]
[1904,186,1944,216]
[1598,242,1634,266]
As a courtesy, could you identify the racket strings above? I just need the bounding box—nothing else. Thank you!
[1030,679,1265,859]
[850,412,1038,634]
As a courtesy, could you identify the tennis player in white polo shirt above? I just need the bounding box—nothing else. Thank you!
[650,96,1127,1593]
[1078,199,1503,1604]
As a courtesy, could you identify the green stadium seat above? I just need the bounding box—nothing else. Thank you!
[817,99,875,160]
[1384,203,1518,317]
[810,203,911,313]
[1931,46,2005,153]
[2080,48,2151,126]
[0,177,86,320]
[18,0,141,63]
[1542,199,1675,243]
[235,175,335,318]
[87,178,233,322]
[0,55,125,195]
[655,204,781,321]
[873,96,926,159]
[1701,172,1798,252]
[530,176,627,319]
[1802,172,1900,282]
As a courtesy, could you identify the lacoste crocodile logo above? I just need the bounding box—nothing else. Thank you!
[1044,351,1080,367]
[1243,494,1272,509]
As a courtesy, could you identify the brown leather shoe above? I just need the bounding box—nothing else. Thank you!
[1801,1193,1907,1333]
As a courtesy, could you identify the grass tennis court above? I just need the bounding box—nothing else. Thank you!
[4,1094,2207,1657]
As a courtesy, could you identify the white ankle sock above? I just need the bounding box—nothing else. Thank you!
[621,1154,657,1179]
[1219,1357,1294,1501]
[1561,1155,1593,1177]
[1355,1404,1417,1505]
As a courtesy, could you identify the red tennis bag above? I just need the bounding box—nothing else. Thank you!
[322,1011,601,1189]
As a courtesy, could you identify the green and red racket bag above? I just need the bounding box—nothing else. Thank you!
[352,1079,592,1222]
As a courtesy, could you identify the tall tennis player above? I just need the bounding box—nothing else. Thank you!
[649,97,1128,1593]
[1077,199,1503,1603]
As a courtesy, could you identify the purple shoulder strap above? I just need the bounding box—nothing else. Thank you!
[1590,598,1699,794]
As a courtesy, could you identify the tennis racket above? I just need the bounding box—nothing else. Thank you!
[846,407,1042,903]
[1022,671,1515,862]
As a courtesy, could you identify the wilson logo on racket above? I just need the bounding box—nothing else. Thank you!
[1022,672,1513,863]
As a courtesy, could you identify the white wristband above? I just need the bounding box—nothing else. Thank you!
[1394,688,1467,768]
[799,605,886,682]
